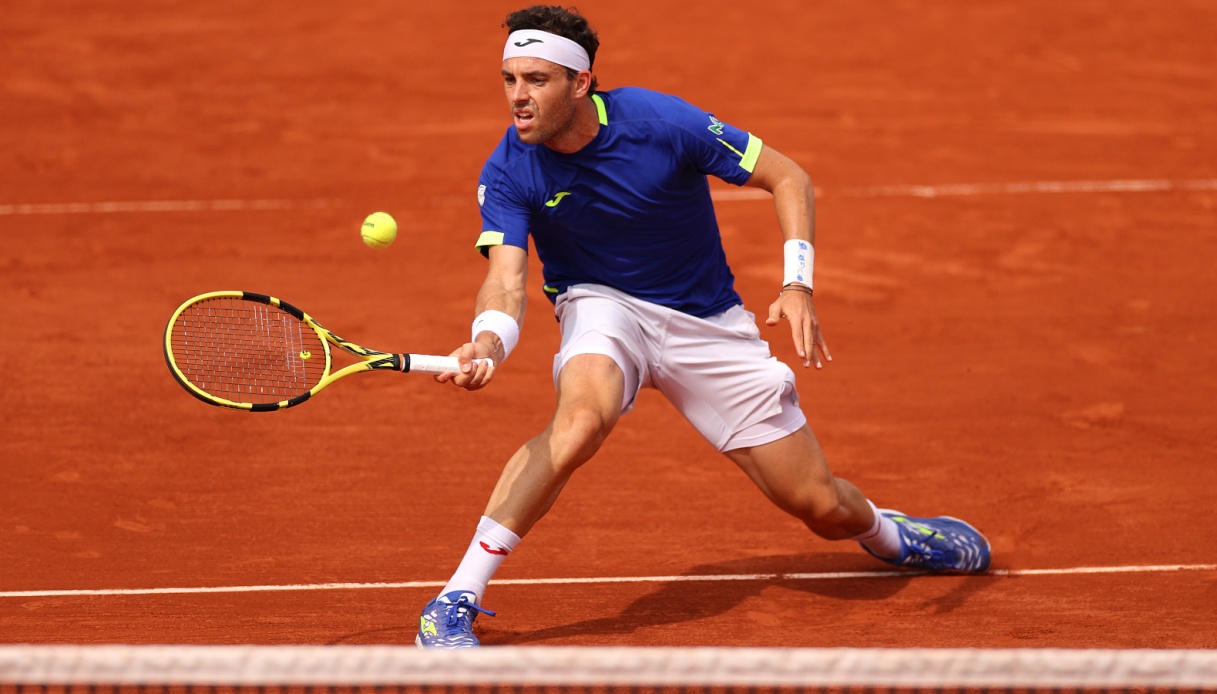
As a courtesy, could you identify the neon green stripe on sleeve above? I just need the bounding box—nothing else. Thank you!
[716,138,744,158]
[475,231,505,251]
[591,94,608,125]
[740,134,763,173]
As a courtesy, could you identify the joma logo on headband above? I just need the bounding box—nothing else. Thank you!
[514,38,543,47]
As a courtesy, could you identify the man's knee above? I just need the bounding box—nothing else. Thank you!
[548,404,615,470]
[776,475,844,521]
[549,353,625,469]
[726,427,846,521]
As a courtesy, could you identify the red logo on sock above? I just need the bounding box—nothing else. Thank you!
[479,541,509,556]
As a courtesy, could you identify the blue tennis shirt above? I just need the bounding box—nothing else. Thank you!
[475,86,764,318]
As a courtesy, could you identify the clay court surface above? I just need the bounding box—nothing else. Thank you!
[2,1,1215,648]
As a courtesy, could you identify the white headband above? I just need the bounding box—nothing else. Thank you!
[503,29,591,72]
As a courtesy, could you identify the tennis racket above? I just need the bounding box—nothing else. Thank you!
[164,291,489,412]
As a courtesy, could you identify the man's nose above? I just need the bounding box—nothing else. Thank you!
[508,82,529,104]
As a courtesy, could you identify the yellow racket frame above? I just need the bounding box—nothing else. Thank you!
[164,291,470,412]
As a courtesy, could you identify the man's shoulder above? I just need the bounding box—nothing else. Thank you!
[482,126,537,179]
[599,86,697,121]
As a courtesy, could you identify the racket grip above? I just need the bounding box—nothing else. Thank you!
[402,354,494,374]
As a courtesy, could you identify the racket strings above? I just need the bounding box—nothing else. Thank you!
[170,297,326,404]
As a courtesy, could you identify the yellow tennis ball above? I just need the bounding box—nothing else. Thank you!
[361,211,397,249]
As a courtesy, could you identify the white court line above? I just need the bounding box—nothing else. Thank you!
[0,198,334,215]
[2,563,1213,599]
[712,178,1217,201]
[845,177,1217,198]
[3,178,1215,215]
[711,188,777,201]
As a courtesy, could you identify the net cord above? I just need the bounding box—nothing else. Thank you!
[2,646,1215,688]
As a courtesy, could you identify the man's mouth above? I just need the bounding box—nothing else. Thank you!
[514,109,535,127]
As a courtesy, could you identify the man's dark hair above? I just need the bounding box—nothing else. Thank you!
[504,5,600,93]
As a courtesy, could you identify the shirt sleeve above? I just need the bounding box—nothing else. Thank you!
[663,95,763,186]
[475,143,532,257]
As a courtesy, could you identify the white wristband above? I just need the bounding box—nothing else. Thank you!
[471,310,520,362]
[783,239,814,288]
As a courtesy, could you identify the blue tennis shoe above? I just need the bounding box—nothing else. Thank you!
[416,590,496,649]
[865,509,991,574]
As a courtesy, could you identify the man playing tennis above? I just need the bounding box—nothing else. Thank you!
[417,5,991,648]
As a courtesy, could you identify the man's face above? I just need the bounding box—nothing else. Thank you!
[501,57,580,145]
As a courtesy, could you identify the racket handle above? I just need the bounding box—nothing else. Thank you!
[402,354,495,374]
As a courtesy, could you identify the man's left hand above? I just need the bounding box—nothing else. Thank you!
[766,289,832,369]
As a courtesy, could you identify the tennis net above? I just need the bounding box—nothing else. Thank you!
[2,646,1215,693]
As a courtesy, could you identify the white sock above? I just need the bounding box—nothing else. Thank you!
[439,516,522,603]
[854,501,903,560]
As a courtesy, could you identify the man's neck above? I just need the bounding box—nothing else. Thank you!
[543,96,600,154]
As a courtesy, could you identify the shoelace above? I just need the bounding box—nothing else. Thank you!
[904,525,958,565]
[445,596,496,628]
[907,541,951,565]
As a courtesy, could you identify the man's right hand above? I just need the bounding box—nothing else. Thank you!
[434,341,498,390]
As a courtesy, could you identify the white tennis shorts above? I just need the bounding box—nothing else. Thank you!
[552,284,805,452]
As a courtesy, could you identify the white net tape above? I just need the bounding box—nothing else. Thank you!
[1,646,1216,688]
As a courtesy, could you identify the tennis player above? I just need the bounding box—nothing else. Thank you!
[416,5,991,649]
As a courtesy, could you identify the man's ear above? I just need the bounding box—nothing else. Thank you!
[574,70,593,98]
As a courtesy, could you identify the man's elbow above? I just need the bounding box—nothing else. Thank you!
[796,168,814,195]
[777,167,814,199]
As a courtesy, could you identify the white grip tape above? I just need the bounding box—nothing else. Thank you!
[406,354,494,374]
[783,239,814,288]
[471,309,520,362]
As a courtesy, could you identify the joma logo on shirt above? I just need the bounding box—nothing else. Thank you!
[545,191,572,207]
